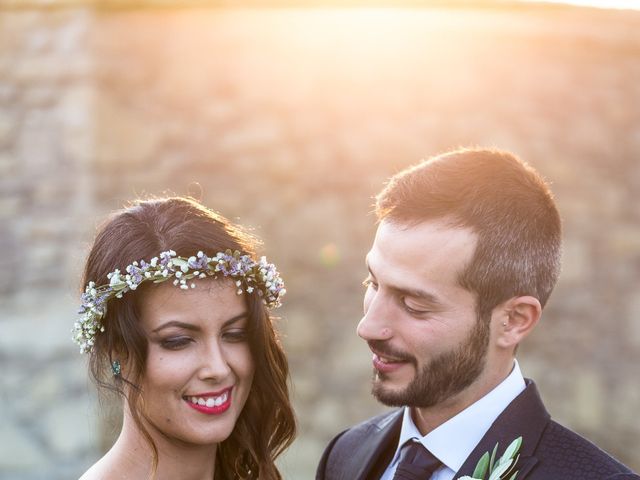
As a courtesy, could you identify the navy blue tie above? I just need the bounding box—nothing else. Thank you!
[392,442,442,480]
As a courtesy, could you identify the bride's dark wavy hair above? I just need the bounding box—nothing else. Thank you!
[82,196,296,479]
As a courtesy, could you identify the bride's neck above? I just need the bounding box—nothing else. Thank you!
[104,407,218,480]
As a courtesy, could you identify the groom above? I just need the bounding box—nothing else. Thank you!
[316,148,638,480]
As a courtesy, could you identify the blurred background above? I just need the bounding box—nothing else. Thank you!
[1,0,639,478]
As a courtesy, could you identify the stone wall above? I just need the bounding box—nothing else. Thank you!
[1,3,639,479]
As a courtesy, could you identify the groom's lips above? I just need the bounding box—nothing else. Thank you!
[371,350,410,374]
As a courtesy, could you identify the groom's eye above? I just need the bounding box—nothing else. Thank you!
[362,277,378,290]
[401,299,430,316]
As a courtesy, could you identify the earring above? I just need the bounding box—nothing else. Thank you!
[502,322,507,327]
[111,360,121,377]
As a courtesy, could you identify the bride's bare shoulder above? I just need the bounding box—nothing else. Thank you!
[78,462,109,480]
[78,456,124,480]
[78,466,102,480]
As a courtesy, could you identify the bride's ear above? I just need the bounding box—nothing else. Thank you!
[493,296,541,349]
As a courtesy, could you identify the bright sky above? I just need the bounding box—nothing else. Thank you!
[522,0,640,9]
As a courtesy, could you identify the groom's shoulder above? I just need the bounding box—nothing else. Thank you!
[316,409,402,479]
[327,408,402,448]
[535,419,638,478]
[338,408,403,441]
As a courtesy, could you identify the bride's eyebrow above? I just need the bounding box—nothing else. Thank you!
[152,321,199,333]
[221,313,249,328]
[152,313,249,334]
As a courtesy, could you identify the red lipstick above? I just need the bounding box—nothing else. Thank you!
[184,387,232,415]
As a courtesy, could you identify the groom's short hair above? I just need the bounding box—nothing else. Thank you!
[376,148,562,321]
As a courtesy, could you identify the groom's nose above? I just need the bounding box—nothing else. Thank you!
[357,290,392,342]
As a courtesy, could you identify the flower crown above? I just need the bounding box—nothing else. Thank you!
[72,249,286,354]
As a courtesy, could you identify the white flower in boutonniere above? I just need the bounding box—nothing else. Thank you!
[458,436,523,480]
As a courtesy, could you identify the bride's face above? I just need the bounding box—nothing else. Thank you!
[136,278,254,447]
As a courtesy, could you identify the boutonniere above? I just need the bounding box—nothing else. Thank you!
[458,436,523,480]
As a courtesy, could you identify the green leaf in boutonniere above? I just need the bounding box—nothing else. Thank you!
[457,436,523,480]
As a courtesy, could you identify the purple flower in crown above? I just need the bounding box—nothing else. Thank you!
[138,259,151,271]
[159,250,176,268]
[229,259,243,276]
[79,281,102,314]
[216,250,242,277]
[126,263,144,287]
[214,252,233,276]
[79,293,92,314]
[188,251,210,271]
[96,290,111,307]
[238,255,254,274]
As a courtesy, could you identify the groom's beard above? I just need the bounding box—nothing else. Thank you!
[370,316,490,409]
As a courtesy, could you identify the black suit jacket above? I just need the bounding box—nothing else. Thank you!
[316,381,638,480]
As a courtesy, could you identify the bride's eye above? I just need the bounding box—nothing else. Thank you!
[160,336,193,350]
[223,329,248,343]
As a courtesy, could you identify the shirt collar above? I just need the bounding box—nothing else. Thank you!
[390,360,526,473]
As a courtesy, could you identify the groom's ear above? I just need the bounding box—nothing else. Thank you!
[492,296,542,349]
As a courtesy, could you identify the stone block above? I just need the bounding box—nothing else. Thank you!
[0,195,20,220]
[22,86,59,108]
[0,152,18,178]
[216,117,284,154]
[559,236,593,284]
[93,92,160,166]
[0,299,77,360]
[29,370,64,406]
[625,295,640,348]
[42,399,98,457]
[289,371,319,405]
[309,397,348,437]
[277,434,328,480]
[11,57,67,86]
[281,308,322,356]
[17,110,59,171]
[0,422,47,471]
[52,9,92,56]
[571,369,605,432]
[608,226,640,256]
[58,85,95,164]
[337,329,373,380]
[0,111,15,147]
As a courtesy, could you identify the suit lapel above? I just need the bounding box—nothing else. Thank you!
[345,409,403,480]
[454,380,549,480]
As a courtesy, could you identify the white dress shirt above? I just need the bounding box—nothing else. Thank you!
[380,360,526,480]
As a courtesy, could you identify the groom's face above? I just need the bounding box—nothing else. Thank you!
[358,218,491,410]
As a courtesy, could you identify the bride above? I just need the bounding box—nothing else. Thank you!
[75,197,296,480]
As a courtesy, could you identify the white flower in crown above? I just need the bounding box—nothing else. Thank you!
[72,249,286,354]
